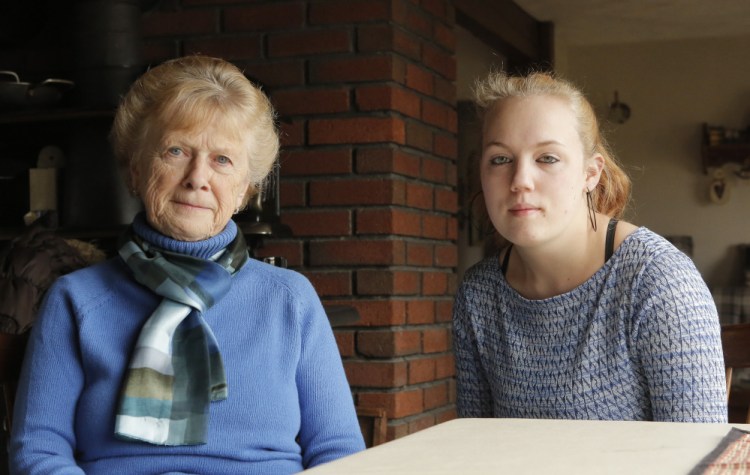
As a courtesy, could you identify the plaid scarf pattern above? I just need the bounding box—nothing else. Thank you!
[114,228,248,445]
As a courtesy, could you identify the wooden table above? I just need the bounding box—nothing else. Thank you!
[301,418,750,474]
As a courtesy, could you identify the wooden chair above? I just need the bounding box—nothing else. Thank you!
[355,406,387,448]
[721,323,750,423]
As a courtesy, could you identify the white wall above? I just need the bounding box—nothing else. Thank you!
[558,36,750,288]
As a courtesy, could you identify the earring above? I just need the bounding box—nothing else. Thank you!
[586,189,597,231]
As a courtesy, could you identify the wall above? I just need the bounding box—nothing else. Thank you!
[558,35,750,288]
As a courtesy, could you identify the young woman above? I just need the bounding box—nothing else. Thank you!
[453,71,726,422]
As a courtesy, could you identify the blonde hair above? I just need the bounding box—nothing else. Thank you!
[474,70,631,217]
[110,55,279,208]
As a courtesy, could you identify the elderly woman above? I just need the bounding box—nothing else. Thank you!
[10,55,365,474]
[453,70,726,423]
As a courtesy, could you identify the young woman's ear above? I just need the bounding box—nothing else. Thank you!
[585,153,605,189]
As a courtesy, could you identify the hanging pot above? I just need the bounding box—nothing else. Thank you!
[608,91,631,124]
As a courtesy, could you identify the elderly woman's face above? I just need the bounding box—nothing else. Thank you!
[131,122,252,241]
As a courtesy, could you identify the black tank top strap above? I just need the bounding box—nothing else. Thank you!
[605,218,619,262]
[500,245,513,276]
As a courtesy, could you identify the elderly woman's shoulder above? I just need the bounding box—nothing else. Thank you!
[241,257,317,294]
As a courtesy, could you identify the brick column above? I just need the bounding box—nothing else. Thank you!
[142,0,459,442]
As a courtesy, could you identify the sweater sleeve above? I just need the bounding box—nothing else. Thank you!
[10,279,86,474]
[631,252,727,423]
[452,281,493,418]
[293,279,365,468]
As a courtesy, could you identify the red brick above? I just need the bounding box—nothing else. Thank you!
[393,28,422,61]
[423,381,449,409]
[433,21,456,51]
[387,421,409,441]
[310,55,405,84]
[436,299,453,323]
[304,271,352,297]
[445,163,458,187]
[406,182,433,209]
[356,269,420,295]
[344,360,407,387]
[405,62,433,95]
[356,147,421,178]
[357,329,422,357]
[447,216,459,240]
[434,243,458,267]
[268,28,351,57]
[358,388,423,419]
[357,24,392,52]
[309,117,406,145]
[356,208,422,237]
[225,3,305,31]
[279,120,305,148]
[184,35,262,60]
[252,240,303,267]
[356,85,421,119]
[423,327,451,354]
[281,148,352,176]
[273,88,351,116]
[142,40,176,65]
[282,210,351,237]
[329,299,408,326]
[435,406,457,424]
[435,353,456,379]
[245,60,305,88]
[433,76,457,104]
[334,330,356,357]
[142,10,216,37]
[405,120,433,152]
[408,357,436,384]
[309,239,406,266]
[422,214,447,239]
[422,271,449,295]
[406,299,436,324]
[434,132,458,159]
[421,42,456,80]
[404,6,432,39]
[434,188,458,213]
[407,412,436,434]
[422,156,447,183]
[309,179,404,206]
[278,181,305,207]
[310,0,390,24]
[422,0,450,21]
[422,99,453,130]
[406,242,433,267]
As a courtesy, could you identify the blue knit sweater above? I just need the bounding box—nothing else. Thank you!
[10,218,365,474]
[453,227,727,422]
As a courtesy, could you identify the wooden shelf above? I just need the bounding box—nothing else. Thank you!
[701,123,750,173]
[0,108,113,125]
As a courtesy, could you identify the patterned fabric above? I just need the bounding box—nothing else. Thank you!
[115,228,248,445]
[689,428,750,474]
[453,227,728,422]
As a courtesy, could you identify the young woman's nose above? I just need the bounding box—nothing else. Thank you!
[509,160,534,192]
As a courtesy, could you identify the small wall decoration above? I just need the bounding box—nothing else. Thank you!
[709,168,731,205]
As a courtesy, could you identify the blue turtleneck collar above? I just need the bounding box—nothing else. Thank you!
[131,212,238,260]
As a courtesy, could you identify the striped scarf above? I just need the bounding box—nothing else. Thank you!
[114,228,248,445]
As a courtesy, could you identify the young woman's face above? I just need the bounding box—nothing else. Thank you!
[131,120,252,242]
[480,94,601,248]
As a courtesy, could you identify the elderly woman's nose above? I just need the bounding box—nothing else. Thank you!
[182,157,212,190]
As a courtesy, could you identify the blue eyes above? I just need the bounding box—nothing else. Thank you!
[164,147,232,166]
[487,154,559,165]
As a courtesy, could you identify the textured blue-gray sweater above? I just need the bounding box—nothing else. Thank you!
[453,227,727,422]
